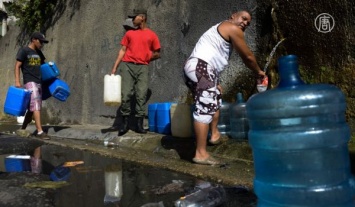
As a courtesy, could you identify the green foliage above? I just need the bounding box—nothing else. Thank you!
[6,0,56,32]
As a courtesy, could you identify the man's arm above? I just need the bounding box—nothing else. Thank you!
[150,49,161,61]
[227,24,265,77]
[14,61,22,87]
[111,46,126,74]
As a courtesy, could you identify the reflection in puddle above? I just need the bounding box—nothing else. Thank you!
[104,163,123,203]
[39,145,256,207]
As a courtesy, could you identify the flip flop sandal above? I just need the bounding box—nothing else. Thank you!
[192,156,220,165]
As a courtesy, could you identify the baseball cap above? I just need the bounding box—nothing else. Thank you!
[30,32,49,43]
[123,18,138,30]
[127,8,147,18]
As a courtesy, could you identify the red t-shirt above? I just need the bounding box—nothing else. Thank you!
[121,29,161,65]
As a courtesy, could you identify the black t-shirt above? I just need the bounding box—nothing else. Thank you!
[16,46,46,84]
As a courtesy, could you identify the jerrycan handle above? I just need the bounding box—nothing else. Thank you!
[277,55,305,88]
[48,61,56,73]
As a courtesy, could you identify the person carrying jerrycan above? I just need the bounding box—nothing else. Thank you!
[14,32,51,140]
[111,8,161,136]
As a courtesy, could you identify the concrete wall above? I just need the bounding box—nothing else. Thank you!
[0,0,354,135]
[0,0,258,126]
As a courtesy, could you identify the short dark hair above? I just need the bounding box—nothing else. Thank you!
[233,10,252,18]
[128,8,147,18]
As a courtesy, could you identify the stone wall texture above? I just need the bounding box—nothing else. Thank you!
[0,0,354,135]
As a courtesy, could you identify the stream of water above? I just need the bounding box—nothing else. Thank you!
[263,38,286,73]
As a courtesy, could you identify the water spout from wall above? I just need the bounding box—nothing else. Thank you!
[263,38,286,73]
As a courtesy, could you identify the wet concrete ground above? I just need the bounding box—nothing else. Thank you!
[0,123,255,187]
[0,171,55,207]
[0,122,256,207]
[2,122,355,206]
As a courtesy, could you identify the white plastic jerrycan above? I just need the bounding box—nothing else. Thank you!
[104,74,121,106]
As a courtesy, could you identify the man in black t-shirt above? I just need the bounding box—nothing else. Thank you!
[14,32,52,174]
[14,32,50,140]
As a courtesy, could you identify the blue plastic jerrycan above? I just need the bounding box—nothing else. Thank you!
[148,103,158,132]
[246,55,355,207]
[50,165,71,181]
[4,86,31,116]
[156,102,172,135]
[48,78,71,102]
[41,61,60,82]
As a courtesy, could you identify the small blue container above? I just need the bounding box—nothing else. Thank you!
[156,102,172,134]
[5,155,31,172]
[50,165,71,181]
[41,61,60,82]
[148,103,158,132]
[4,86,31,116]
[49,78,70,102]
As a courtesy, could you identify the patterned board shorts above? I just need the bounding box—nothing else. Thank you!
[183,58,221,124]
[24,82,42,112]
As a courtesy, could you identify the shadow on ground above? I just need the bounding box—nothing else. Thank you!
[160,135,196,162]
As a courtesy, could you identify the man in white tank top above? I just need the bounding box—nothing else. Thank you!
[184,10,265,165]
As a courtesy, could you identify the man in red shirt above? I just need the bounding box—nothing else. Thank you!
[111,8,161,136]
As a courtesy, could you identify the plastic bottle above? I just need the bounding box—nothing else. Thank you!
[229,93,248,140]
[246,55,355,206]
[174,184,226,207]
[104,140,119,147]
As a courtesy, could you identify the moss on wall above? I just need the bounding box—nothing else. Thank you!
[257,0,355,138]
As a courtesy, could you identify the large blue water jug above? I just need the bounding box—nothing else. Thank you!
[229,93,248,140]
[246,55,355,207]
[216,102,230,136]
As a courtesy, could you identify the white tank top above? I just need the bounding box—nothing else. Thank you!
[189,22,232,73]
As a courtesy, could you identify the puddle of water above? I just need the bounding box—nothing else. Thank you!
[0,122,257,207]
[40,145,257,207]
